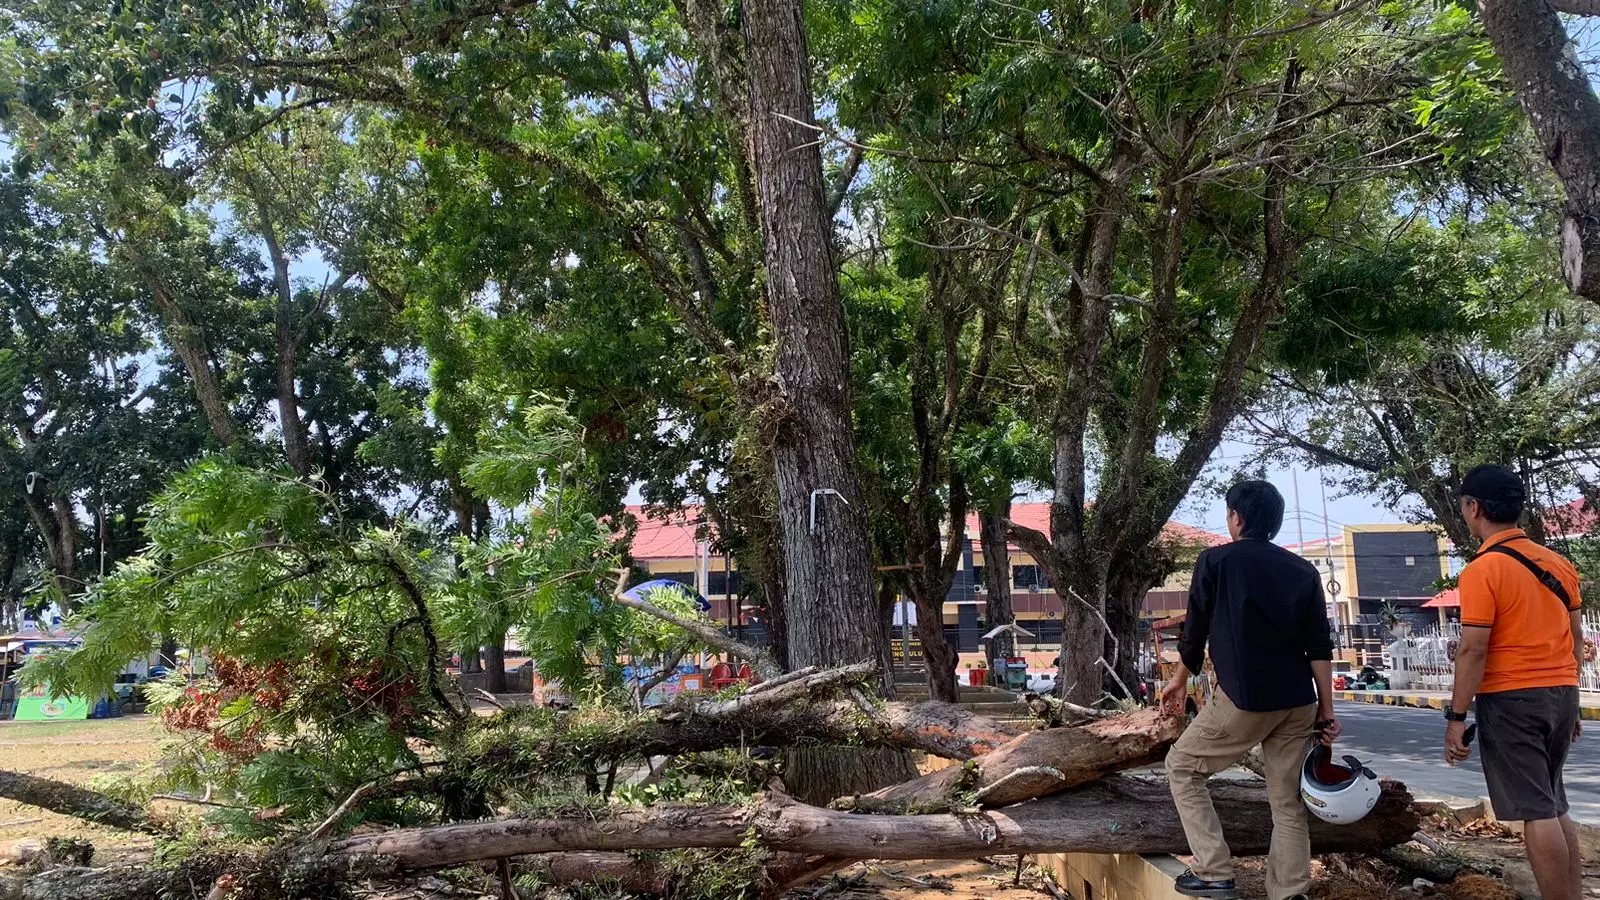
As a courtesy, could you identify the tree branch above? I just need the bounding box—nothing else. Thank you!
[0,770,169,836]
[1552,0,1600,15]
[608,568,780,678]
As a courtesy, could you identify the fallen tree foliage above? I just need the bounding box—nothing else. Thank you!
[0,666,1422,900]
[450,662,1027,794]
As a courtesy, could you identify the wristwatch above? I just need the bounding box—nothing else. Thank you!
[1443,708,1469,722]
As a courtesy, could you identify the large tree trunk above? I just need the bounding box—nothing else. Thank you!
[908,582,959,703]
[1104,557,1170,702]
[1478,0,1600,302]
[980,502,1015,669]
[1046,141,1140,707]
[741,0,914,801]
[256,201,313,477]
[330,777,1419,871]
[1053,570,1107,705]
[7,779,1419,900]
[21,487,79,596]
[483,631,508,694]
[115,242,243,453]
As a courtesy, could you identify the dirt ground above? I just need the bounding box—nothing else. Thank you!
[0,715,164,864]
[0,716,1578,900]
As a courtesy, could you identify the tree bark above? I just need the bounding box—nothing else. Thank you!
[21,486,80,595]
[849,708,1181,810]
[330,777,1420,871]
[1103,553,1172,700]
[483,631,508,694]
[740,0,914,801]
[1478,0,1600,302]
[0,770,168,836]
[1,775,1421,900]
[1043,141,1140,706]
[518,852,677,896]
[114,243,243,453]
[907,581,959,703]
[257,203,313,478]
[979,502,1015,669]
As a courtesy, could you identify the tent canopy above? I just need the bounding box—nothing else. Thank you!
[1423,589,1460,609]
[621,579,712,612]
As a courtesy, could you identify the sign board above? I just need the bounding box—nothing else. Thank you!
[892,600,917,626]
[13,682,90,721]
[629,669,707,708]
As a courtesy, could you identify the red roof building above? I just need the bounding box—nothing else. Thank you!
[622,503,1227,643]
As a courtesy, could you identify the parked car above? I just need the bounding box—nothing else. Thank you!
[1026,671,1058,694]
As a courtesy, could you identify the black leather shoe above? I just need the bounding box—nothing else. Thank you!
[1174,870,1240,899]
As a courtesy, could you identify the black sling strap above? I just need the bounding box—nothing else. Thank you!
[1480,541,1576,610]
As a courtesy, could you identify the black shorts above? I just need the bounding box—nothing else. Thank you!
[1477,685,1579,822]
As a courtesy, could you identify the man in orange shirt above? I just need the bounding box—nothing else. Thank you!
[1446,464,1584,900]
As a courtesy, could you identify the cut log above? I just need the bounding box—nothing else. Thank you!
[0,770,168,836]
[3,776,1420,900]
[519,852,676,896]
[333,775,1419,869]
[849,707,1182,809]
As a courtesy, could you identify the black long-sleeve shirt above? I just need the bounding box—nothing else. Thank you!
[1179,538,1334,712]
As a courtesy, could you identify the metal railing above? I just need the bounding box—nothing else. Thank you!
[1381,614,1600,693]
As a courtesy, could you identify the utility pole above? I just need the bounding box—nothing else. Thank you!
[1321,480,1343,653]
[1292,469,1305,549]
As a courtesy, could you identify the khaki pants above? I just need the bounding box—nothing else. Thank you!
[1166,689,1317,900]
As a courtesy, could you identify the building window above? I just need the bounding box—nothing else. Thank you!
[656,571,696,588]
[1014,565,1049,591]
[707,570,743,596]
[1405,556,1415,567]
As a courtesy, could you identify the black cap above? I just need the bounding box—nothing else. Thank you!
[1458,464,1525,505]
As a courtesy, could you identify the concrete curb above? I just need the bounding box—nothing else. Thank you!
[1037,851,1190,900]
[1335,690,1600,721]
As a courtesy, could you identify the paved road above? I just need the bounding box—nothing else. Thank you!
[1332,700,1600,824]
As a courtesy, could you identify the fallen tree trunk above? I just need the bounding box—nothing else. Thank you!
[844,707,1182,810]
[519,851,678,895]
[333,776,1418,869]
[0,770,168,836]
[6,776,1419,900]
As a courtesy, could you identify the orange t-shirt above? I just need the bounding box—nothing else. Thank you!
[1459,529,1581,694]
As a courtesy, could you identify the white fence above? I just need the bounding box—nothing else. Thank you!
[1382,612,1600,692]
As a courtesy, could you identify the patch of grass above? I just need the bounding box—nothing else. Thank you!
[0,717,161,743]
[0,721,109,741]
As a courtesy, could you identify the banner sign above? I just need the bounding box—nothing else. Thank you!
[14,681,90,721]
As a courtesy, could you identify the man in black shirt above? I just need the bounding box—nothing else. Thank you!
[1161,481,1339,900]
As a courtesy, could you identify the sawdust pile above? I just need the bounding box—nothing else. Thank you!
[1441,874,1520,900]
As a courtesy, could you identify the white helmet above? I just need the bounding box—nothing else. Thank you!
[1300,744,1381,824]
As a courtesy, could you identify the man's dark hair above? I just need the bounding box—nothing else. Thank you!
[1225,480,1285,541]
[1472,496,1524,526]
[1458,464,1525,526]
